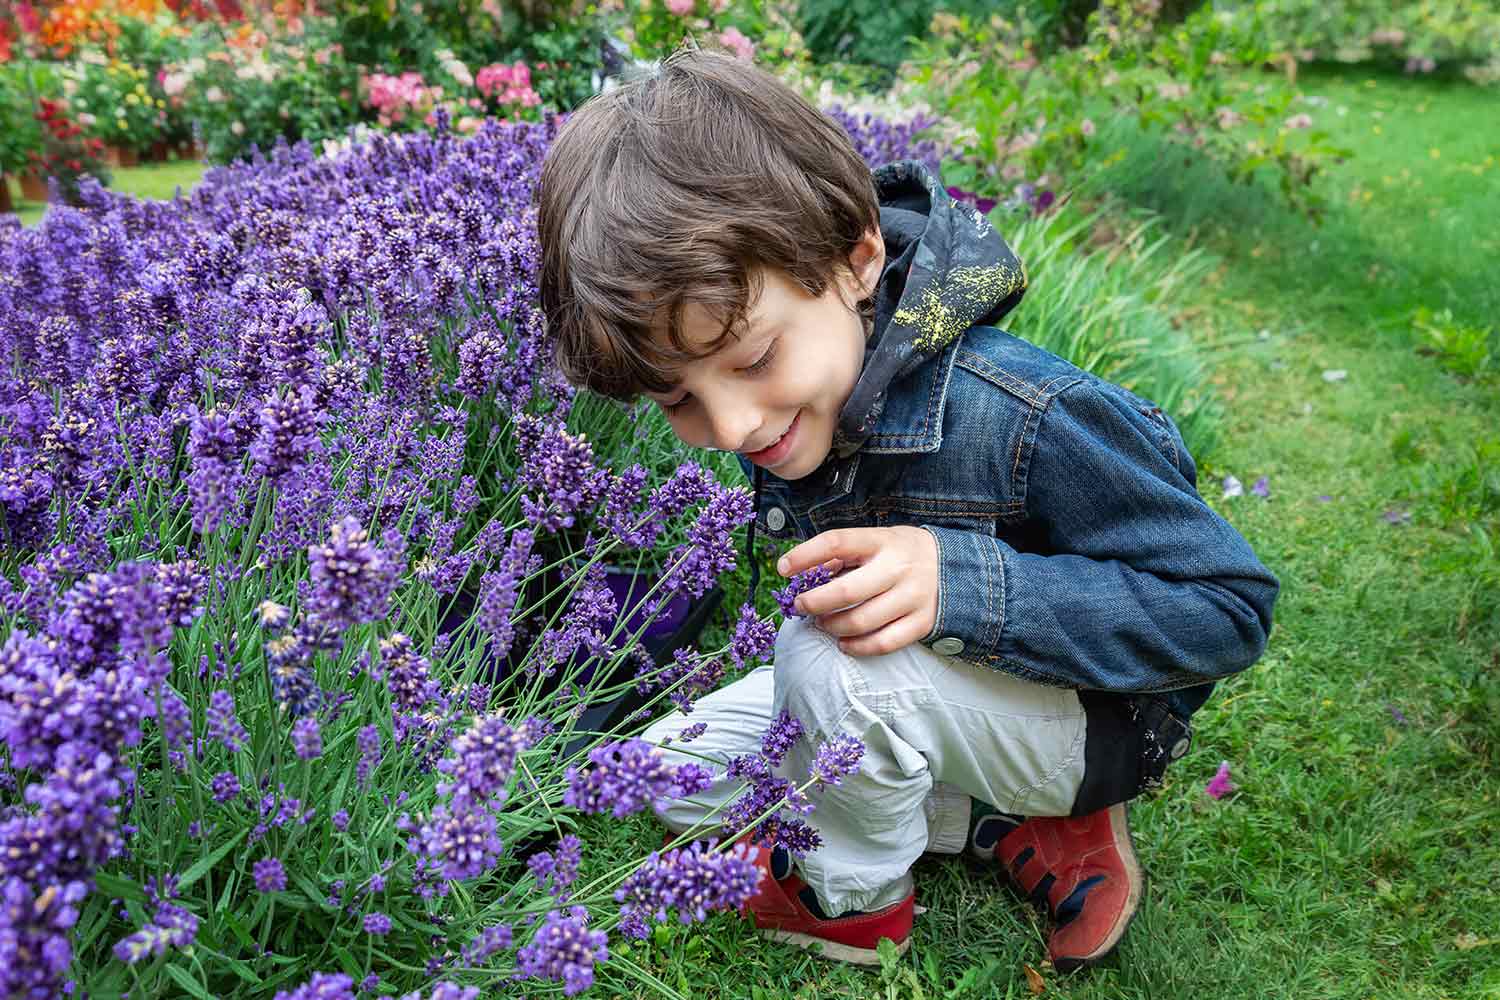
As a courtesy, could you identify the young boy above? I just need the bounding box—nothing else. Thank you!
[536,48,1278,971]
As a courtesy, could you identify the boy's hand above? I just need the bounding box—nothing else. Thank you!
[776,527,939,656]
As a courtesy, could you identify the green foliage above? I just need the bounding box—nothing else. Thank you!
[177,16,364,165]
[904,0,1353,220]
[0,61,48,175]
[793,0,995,86]
[1212,0,1500,75]
[1412,306,1495,382]
[61,50,165,154]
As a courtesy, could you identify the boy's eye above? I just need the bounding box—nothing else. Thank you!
[657,340,777,413]
[743,340,777,375]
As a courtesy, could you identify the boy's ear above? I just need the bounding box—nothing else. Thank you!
[846,227,886,300]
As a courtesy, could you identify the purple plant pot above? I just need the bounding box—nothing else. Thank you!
[600,566,692,640]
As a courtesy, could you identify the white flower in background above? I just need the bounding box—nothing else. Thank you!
[1284,113,1313,130]
[78,112,97,126]
[231,120,245,136]
[205,85,225,103]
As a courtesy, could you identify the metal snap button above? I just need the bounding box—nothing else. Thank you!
[765,507,786,532]
[932,636,964,656]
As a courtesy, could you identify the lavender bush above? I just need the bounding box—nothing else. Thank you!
[0,104,932,996]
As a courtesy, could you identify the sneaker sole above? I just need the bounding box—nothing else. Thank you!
[1052,802,1146,974]
[761,928,912,966]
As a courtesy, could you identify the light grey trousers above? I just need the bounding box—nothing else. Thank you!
[640,617,1088,915]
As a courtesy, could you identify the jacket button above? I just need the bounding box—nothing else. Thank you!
[932,636,965,656]
[765,507,786,532]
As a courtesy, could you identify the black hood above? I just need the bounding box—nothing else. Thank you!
[830,161,1028,459]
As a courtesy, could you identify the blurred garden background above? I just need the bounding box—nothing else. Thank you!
[1,1,1497,998]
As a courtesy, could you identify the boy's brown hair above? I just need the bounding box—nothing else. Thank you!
[536,44,880,402]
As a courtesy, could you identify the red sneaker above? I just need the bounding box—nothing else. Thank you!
[660,830,914,965]
[992,803,1144,973]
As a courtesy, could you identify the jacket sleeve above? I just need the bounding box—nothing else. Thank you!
[920,380,1279,692]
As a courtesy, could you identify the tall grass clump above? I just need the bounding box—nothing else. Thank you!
[0,106,924,998]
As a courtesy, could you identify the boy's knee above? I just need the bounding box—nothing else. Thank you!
[772,618,856,737]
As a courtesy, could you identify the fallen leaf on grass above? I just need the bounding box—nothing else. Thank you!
[1455,932,1494,950]
[1024,963,1046,994]
[1322,369,1348,382]
[1382,507,1413,525]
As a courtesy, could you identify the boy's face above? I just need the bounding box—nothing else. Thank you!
[646,230,885,480]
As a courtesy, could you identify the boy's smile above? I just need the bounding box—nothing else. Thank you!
[646,230,885,481]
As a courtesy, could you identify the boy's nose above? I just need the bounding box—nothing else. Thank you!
[705,400,762,455]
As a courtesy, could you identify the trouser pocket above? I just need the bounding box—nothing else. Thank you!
[1070,691,1193,816]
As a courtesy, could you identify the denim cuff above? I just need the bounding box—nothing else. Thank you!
[920,524,1008,659]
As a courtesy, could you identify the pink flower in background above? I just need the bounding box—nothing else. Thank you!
[1080,118,1095,137]
[717,26,755,61]
[476,61,540,109]
[666,0,695,14]
[1205,761,1236,799]
[1284,113,1313,130]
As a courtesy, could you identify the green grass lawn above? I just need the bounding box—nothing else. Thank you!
[579,65,1499,1000]
[4,157,208,227]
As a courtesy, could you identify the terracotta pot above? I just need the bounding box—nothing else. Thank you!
[19,171,48,202]
[105,144,139,168]
[149,139,170,162]
[0,176,12,215]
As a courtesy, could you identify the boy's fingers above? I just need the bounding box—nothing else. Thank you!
[777,529,880,577]
[834,614,925,657]
[794,561,894,617]
[813,587,907,639]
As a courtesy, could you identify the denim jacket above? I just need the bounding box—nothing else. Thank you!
[740,162,1279,723]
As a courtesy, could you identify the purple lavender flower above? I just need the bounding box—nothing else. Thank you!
[272,972,356,1000]
[250,385,324,482]
[514,415,609,531]
[305,516,405,632]
[614,839,762,937]
[810,734,865,789]
[563,738,699,819]
[408,803,504,885]
[729,603,777,670]
[461,922,514,965]
[528,834,583,903]
[434,713,533,809]
[363,912,392,935]
[211,771,242,803]
[253,856,288,893]
[477,528,534,660]
[377,632,441,713]
[1250,476,1271,498]
[207,689,250,752]
[773,564,833,619]
[332,810,349,832]
[514,905,609,997]
[356,724,382,788]
[760,710,806,767]
[656,485,755,604]
[0,876,89,998]
[292,716,322,760]
[184,407,245,530]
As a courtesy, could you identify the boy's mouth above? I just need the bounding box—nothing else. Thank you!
[743,410,802,468]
